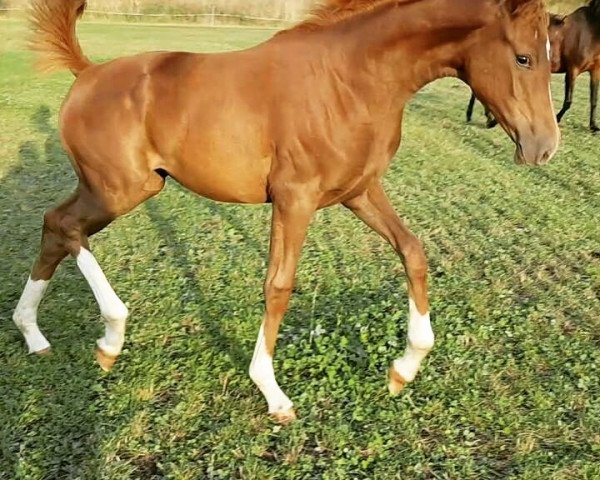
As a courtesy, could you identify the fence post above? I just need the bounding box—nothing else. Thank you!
[210,4,215,26]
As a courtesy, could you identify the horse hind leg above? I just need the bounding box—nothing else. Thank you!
[13,194,76,354]
[344,183,434,395]
[13,189,123,362]
[13,172,164,368]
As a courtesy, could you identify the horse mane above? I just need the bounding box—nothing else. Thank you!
[283,0,403,33]
[588,0,600,22]
[282,0,547,34]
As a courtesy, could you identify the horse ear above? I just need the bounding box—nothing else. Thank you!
[549,13,565,26]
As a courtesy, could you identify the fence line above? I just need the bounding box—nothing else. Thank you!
[85,9,294,22]
[0,7,297,23]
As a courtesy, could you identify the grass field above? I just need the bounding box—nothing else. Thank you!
[1,17,599,480]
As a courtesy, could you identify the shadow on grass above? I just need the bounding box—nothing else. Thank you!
[0,105,118,479]
[143,197,252,369]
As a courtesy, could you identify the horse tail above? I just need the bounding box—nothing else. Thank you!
[29,0,93,76]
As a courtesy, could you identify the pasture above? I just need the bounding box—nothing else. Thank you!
[0,17,599,479]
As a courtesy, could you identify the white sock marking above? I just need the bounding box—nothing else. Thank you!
[77,248,128,357]
[392,298,434,383]
[249,322,293,414]
[13,277,50,353]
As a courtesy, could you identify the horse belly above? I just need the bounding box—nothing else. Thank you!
[149,101,272,203]
[167,149,271,204]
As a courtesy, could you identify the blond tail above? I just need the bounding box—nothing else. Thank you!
[29,0,93,76]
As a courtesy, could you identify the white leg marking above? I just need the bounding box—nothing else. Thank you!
[249,322,294,415]
[77,248,128,357]
[13,277,50,353]
[392,298,434,383]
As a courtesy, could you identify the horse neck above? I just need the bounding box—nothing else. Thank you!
[315,0,497,105]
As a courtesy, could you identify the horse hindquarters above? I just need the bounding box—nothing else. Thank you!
[13,90,166,366]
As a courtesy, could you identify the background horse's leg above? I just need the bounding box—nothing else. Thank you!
[249,197,315,424]
[344,182,434,395]
[466,92,477,122]
[589,69,600,132]
[557,68,577,123]
[485,107,498,129]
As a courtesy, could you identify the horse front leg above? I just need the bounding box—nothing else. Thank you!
[466,92,477,122]
[557,68,577,123]
[485,107,498,129]
[590,70,600,132]
[249,195,315,424]
[344,182,434,394]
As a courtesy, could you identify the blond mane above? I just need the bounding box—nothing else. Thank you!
[284,0,549,33]
[287,0,401,32]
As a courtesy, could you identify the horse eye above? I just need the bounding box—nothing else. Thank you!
[516,55,531,68]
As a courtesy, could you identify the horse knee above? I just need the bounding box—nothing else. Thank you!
[266,270,294,297]
[401,237,427,279]
[264,273,294,318]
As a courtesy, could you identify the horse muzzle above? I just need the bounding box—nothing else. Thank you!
[514,129,560,166]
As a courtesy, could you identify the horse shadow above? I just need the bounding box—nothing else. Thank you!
[142,196,254,369]
[0,105,113,478]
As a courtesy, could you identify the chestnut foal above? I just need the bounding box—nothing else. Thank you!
[15,0,558,423]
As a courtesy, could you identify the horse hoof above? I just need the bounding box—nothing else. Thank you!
[388,366,407,396]
[96,347,118,372]
[270,407,297,425]
[34,347,51,356]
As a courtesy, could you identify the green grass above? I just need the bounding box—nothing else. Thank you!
[1,17,599,480]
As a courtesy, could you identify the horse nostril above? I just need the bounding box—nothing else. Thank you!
[538,150,551,165]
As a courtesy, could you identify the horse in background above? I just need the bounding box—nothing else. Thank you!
[468,3,600,132]
[555,0,600,131]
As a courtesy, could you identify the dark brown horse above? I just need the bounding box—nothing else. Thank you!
[468,2,600,132]
[554,0,600,131]
[14,0,558,423]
